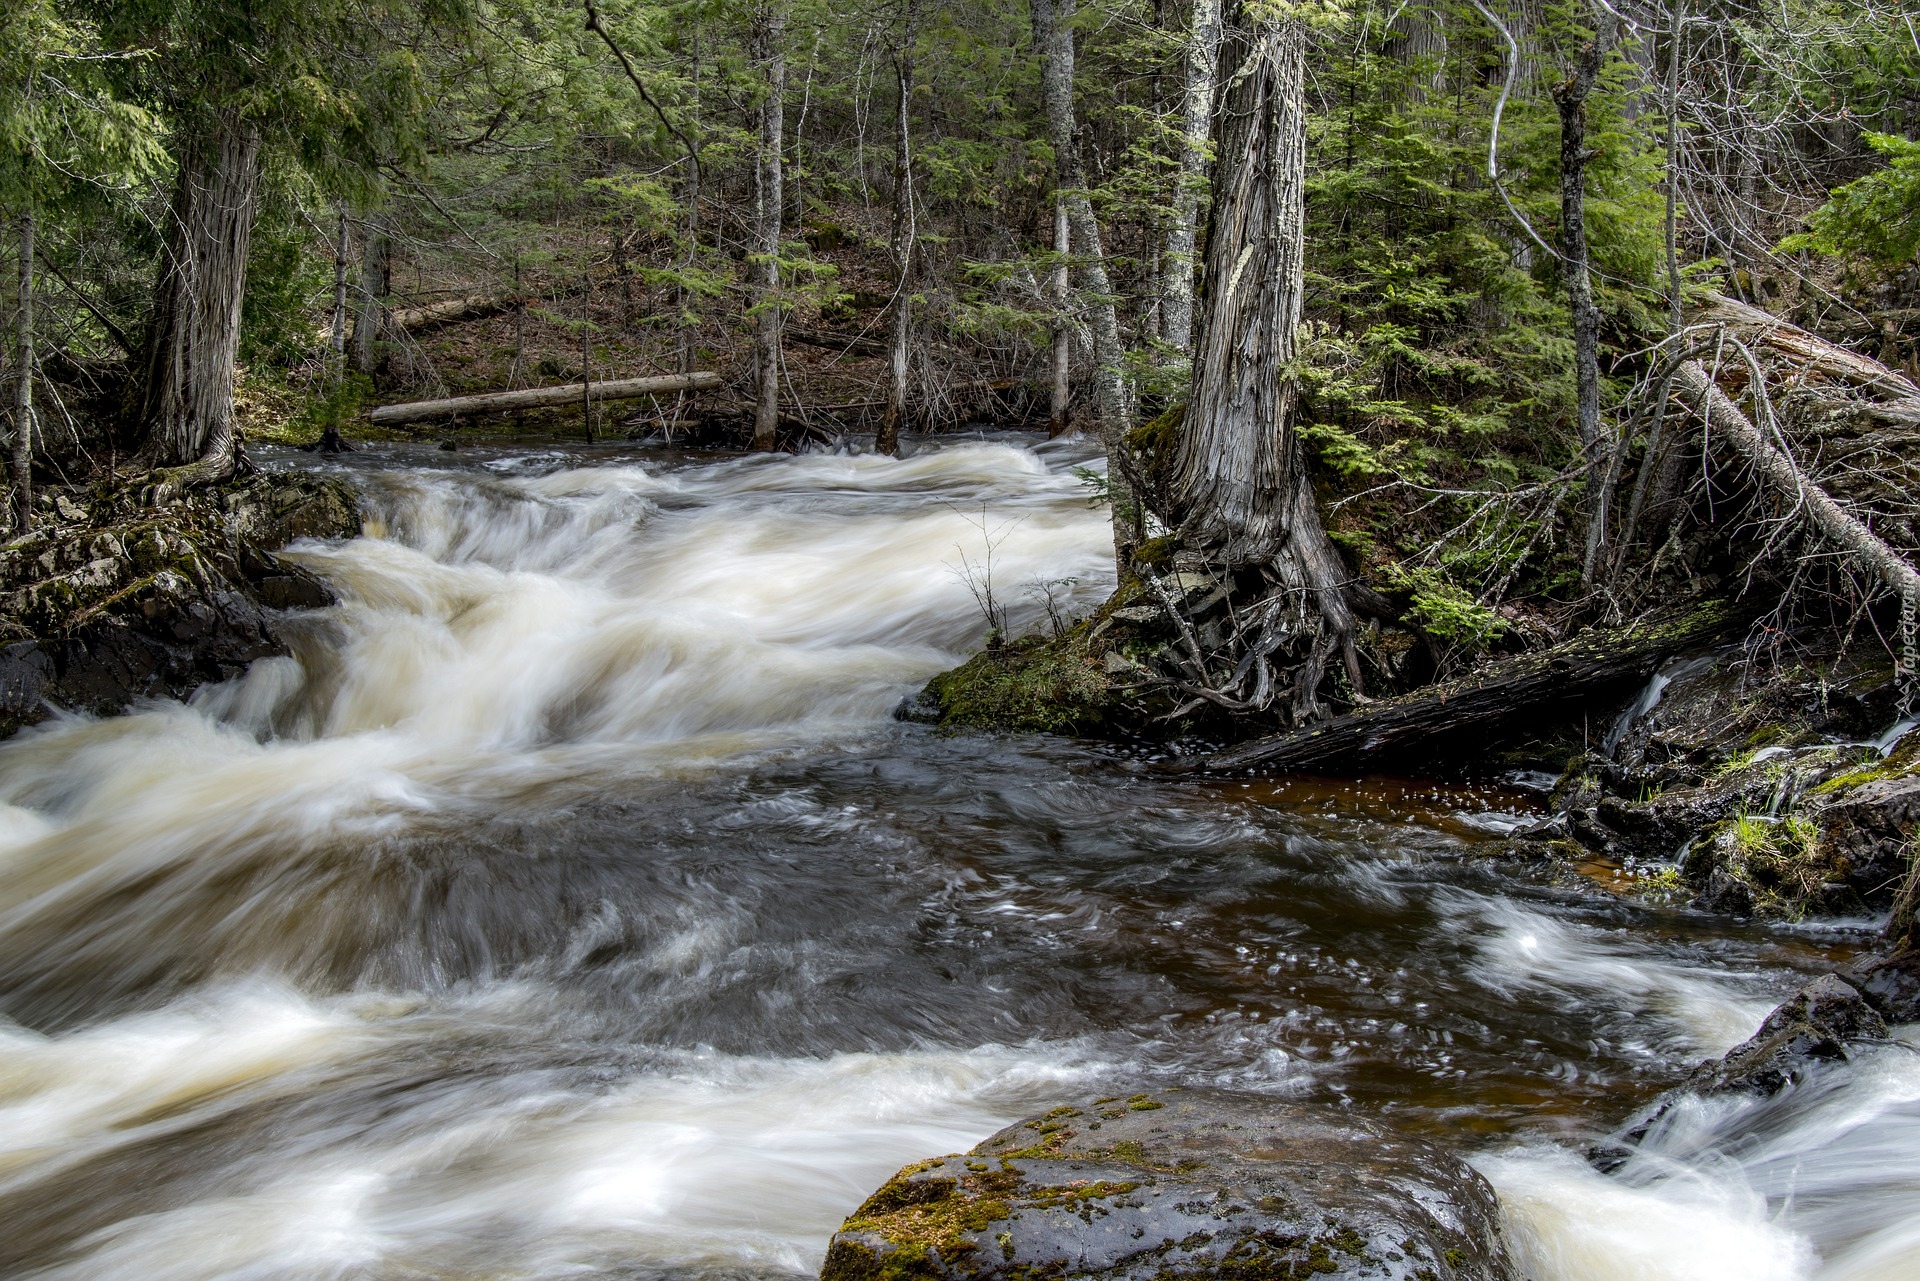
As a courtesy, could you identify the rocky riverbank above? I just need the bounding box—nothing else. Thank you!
[0,472,360,736]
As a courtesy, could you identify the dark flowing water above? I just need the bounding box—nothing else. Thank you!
[0,437,1912,1280]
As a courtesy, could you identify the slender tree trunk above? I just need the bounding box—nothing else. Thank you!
[1664,0,1684,336]
[1162,0,1221,355]
[1170,7,1359,718]
[1032,0,1135,565]
[877,51,915,457]
[750,4,787,453]
[581,273,595,443]
[132,112,263,467]
[1048,194,1071,434]
[354,214,392,377]
[1554,8,1618,586]
[12,212,34,533]
[329,212,351,383]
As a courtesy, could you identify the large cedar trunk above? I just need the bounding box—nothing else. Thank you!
[133,113,262,468]
[750,6,787,453]
[1168,10,1357,718]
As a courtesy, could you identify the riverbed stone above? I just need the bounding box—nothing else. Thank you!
[820,1089,1511,1281]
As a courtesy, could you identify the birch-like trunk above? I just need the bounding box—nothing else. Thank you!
[876,51,915,458]
[750,5,787,453]
[1553,8,1618,584]
[133,112,262,467]
[1032,0,1135,563]
[1161,0,1221,355]
[1170,8,1358,715]
[12,212,33,533]
[1048,194,1071,434]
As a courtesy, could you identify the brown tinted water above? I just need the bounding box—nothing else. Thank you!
[0,437,1910,1281]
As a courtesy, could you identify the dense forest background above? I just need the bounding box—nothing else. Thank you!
[4,0,1919,654]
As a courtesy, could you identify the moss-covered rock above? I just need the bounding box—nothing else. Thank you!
[917,634,1117,735]
[821,1089,1512,1281]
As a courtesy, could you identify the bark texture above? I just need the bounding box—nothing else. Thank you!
[750,6,788,453]
[1166,9,1360,719]
[1048,194,1071,434]
[133,113,263,468]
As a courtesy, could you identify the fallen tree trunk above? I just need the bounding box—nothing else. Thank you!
[1196,600,1743,774]
[392,294,515,333]
[1697,293,1920,402]
[1671,359,1920,602]
[369,372,722,426]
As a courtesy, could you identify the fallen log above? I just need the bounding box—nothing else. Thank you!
[391,294,517,333]
[368,372,723,426]
[1697,293,1920,402]
[1671,359,1920,602]
[1195,600,1743,774]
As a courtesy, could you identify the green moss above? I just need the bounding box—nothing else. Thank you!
[921,633,1113,734]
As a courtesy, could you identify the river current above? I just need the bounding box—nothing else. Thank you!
[0,436,1914,1280]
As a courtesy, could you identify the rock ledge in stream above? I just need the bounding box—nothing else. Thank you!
[821,1089,1511,1281]
[0,471,360,735]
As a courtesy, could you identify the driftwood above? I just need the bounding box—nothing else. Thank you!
[1697,293,1920,402]
[1196,600,1742,774]
[369,372,722,426]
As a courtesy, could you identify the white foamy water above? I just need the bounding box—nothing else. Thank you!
[1481,1035,1920,1281]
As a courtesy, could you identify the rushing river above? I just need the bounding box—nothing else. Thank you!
[0,436,1914,1281]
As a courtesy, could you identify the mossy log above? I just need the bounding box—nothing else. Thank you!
[1198,600,1744,774]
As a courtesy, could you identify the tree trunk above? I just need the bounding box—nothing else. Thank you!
[876,50,915,458]
[353,214,392,377]
[1048,194,1071,434]
[1161,0,1221,355]
[1554,7,1618,585]
[12,212,33,533]
[1032,0,1136,565]
[750,5,788,453]
[132,113,263,467]
[1168,7,1359,719]
[329,212,350,383]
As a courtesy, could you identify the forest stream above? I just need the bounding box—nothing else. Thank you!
[0,437,1915,1281]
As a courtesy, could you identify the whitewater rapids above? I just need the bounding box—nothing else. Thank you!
[0,435,1910,1281]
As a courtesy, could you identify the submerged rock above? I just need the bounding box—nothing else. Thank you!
[821,1089,1511,1281]
[0,471,360,735]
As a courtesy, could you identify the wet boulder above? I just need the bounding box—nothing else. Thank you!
[0,472,359,736]
[1599,972,1890,1170]
[821,1089,1511,1281]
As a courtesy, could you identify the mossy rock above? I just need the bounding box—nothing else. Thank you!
[919,634,1115,735]
[821,1090,1512,1281]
